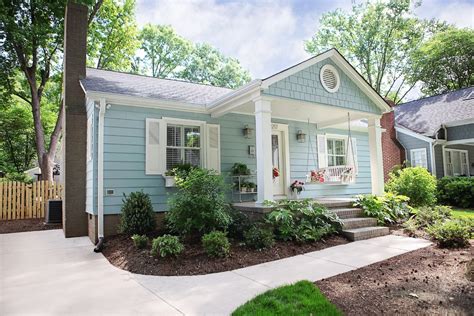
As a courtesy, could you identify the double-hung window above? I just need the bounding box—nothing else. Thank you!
[166,124,201,170]
[327,138,346,166]
[410,148,428,168]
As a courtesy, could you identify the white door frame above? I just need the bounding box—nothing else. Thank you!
[443,147,470,177]
[271,123,290,198]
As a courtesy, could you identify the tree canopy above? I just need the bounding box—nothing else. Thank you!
[305,0,446,103]
[409,28,474,95]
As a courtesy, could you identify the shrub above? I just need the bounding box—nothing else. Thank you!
[402,218,419,236]
[227,209,252,240]
[427,219,471,248]
[202,231,231,258]
[166,168,232,236]
[264,199,342,242]
[131,234,148,249]
[150,235,184,257]
[120,191,156,235]
[243,225,275,250]
[354,193,411,225]
[414,205,452,228]
[0,172,33,184]
[437,177,474,208]
[386,167,437,207]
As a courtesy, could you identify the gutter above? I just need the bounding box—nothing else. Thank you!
[94,99,107,252]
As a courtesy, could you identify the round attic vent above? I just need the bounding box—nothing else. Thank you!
[320,64,340,93]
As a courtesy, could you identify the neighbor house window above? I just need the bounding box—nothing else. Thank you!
[327,138,346,166]
[445,149,469,176]
[166,124,201,170]
[410,148,428,168]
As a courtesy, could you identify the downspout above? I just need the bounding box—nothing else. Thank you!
[94,99,107,252]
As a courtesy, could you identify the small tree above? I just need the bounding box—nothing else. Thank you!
[120,191,156,235]
[166,168,231,236]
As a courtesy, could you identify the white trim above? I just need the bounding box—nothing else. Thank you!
[208,80,261,109]
[443,148,470,177]
[395,126,435,143]
[145,118,165,175]
[320,64,340,93]
[97,98,106,239]
[410,148,428,169]
[368,118,384,195]
[444,118,474,127]
[445,138,474,145]
[430,143,436,176]
[255,98,274,203]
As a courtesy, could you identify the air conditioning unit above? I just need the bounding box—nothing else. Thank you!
[46,199,62,224]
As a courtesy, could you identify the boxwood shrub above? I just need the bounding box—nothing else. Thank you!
[427,219,472,248]
[120,191,156,235]
[437,177,474,208]
[202,231,231,258]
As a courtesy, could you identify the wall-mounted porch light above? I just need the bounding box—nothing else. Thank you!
[243,125,254,139]
[296,130,306,143]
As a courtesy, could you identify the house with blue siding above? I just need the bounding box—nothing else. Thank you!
[394,87,474,178]
[77,48,391,241]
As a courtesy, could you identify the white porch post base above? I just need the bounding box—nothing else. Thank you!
[254,98,273,203]
[368,117,384,195]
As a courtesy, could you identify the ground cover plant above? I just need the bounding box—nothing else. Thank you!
[386,167,437,207]
[119,191,156,235]
[151,234,184,257]
[232,280,342,316]
[131,234,148,249]
[243,225,275,250]
[354,193,411,225]
[264,199,342,242]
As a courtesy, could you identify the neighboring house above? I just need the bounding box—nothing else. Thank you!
[62,4,391,241]
[391,87,474,178]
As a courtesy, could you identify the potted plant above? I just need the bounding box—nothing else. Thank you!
[164,169,177,187]
[163,163,194,187]
[240,182,248,193]
[231,162,251,176]
[289,180,305,199]
[247,182,256,192]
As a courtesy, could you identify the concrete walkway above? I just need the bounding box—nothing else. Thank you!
[0,230,431,315]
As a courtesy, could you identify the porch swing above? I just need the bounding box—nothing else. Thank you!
[305,113,357,185]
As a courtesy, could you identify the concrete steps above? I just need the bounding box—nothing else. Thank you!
[324,200,389,241]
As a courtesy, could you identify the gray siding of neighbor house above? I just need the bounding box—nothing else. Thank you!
[434,144,474,178]
[447,123,474,141]
[396,131,433,173]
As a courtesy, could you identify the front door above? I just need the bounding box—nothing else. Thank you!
[272,131,285,195]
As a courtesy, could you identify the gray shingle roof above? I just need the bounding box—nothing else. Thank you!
[394,87,474,136]
[81,68,234,106]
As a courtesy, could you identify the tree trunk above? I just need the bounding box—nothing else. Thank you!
[40,153,54,182]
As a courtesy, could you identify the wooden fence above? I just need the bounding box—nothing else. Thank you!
[0,181,63,220]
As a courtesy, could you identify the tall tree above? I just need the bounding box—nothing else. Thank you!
[0,0,102,181]
[180,43,251,89]
[87,0,139,71]
[139,24,193,78]
[305,0,445,103]
[409,28,474,95]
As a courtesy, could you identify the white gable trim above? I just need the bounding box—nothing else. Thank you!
[395,126,435,143]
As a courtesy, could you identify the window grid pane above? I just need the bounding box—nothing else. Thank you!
[166,124,201,170]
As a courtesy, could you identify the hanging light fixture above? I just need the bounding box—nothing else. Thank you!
[243,125,254,139]
[296,130,306,143]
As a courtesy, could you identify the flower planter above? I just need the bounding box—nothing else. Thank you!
[164,176,176,187]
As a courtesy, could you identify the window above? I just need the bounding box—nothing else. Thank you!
[327,138,346,166]
[410,148,428,168]
[445,149,469,176]
[166,124,201,170]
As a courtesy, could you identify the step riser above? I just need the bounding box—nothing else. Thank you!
[343,227,389,241]
[331,209,364,219]
[342,218,378,229]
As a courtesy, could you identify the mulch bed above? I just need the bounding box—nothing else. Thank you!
[102,233,349,276]
[317,241,474,315]
[0,218,61,234]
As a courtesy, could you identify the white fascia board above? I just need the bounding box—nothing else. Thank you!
[210,89,262,118]
[444,118,474,127]
[395,126,435,143]
[85,91,208,114]
[445,138,474,145]
[207,79,262,109]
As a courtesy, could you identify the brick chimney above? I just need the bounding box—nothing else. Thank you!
[62,2,88,237]
[380,99,405,181]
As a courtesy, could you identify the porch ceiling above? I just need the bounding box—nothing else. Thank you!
[231,97,378,130]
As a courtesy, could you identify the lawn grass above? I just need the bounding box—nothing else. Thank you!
[451,209,474,219]
[232,280,342,316]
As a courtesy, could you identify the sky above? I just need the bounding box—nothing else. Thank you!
[135,0,474,79]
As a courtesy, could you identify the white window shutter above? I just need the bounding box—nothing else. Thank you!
[206,124,221,173]
[347,138,358,174]
[146,118,165,175]
[317,134,328,168]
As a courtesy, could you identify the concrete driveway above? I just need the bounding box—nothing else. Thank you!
[0,229,431,315]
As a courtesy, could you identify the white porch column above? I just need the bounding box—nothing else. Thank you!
[368,117,384,195]
[254,97,273,203]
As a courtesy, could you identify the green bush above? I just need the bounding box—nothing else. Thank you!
[202,231,231,258]
[120,191,156,235]
[150,234,184,257]
[166,168,232,236]
[227,209,251,240]
[402,218,419,236]
[414,205,452,228]
[264,199,342,242]
[386,167,437,207]
[427,219,471,248]
[437,177,474,208]
[354,193,411,225]
[131,234,148,249]
[243,225,275,250]
[0,172,33,184]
